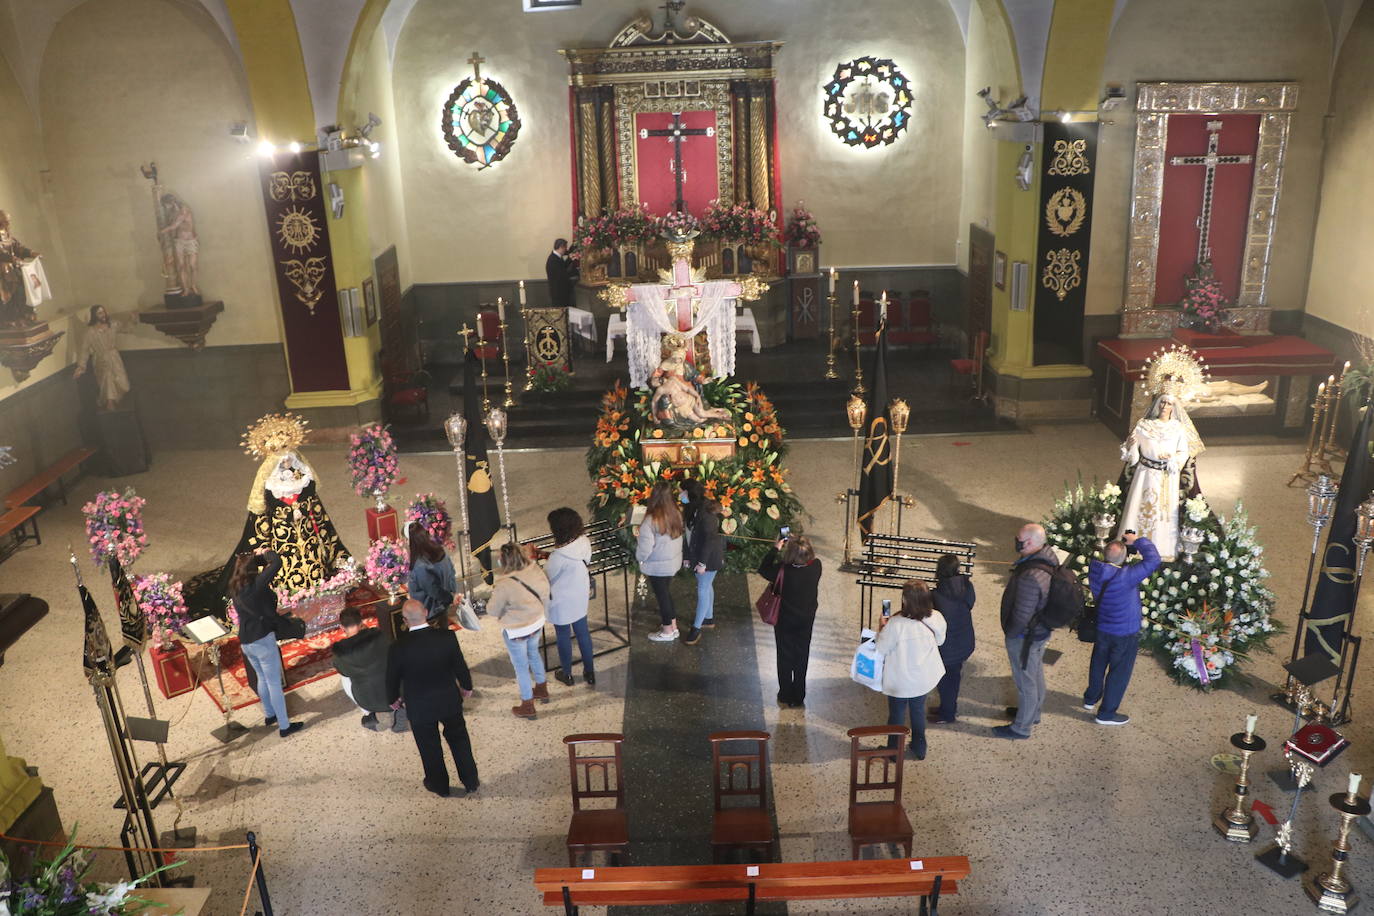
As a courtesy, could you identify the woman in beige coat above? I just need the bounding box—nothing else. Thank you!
[487,542,552,719]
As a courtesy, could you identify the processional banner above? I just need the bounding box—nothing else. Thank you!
[524,307,571,373]
[258,152,349,392]
[1033,121,1099,366]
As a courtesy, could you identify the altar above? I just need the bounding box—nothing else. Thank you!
[1094,330,1336,439]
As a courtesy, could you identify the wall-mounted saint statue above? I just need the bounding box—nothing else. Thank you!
[140,163,201,308]
[0,210,41,328]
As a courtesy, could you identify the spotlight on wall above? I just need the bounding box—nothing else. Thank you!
[1101,85,1126,111]
[229,121,250,143]
[367,141,381,159]
[256,139,276,157]
[362,112,382,137]
[1059,109,1073,123]
[288,141,303,154]
[978,87,1037,127]
[1006,96,1036,122]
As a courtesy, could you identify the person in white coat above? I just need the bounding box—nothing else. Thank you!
[876,580,947,760]
[636,482,685,642]
[546,507,596,687]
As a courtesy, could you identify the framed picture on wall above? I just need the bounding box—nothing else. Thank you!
[994,251,1008,290]
[363,277,378,326]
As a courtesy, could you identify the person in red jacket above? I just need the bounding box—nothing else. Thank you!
[1084,532,1161,725]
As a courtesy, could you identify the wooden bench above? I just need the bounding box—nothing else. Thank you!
[0,506,41,558]
[5,446,97,509]
[534,856,971,915]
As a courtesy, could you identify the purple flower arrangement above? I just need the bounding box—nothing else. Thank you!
[275,565,358,609]
[81,488,147,568]
[348,423,399,499]
[131,573,189,649]
[366,537,410,594]
[0,829,177,914]
[783,202,821,248]
[1180,260,1231,333]
[406,493,455,550]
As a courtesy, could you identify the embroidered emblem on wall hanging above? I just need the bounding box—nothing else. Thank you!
[822,56,913,148]
[1041,248,1082,301]
[442,51,522,170]
[1045,188,1087,238]
[1047,138,1091,176]
[268,170,318,202]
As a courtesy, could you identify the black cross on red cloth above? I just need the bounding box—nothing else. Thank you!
[638,111,714,213]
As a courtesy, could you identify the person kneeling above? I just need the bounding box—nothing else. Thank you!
[334,608,406,732]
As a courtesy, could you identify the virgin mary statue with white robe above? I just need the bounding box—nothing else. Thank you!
[1116,392,1205,561]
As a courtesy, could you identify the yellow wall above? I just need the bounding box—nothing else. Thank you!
[389,0,967,282]
[350,22,414,292]
[38,0,282,346]
[1305,0,1374,335]
[1089,0,1332,316]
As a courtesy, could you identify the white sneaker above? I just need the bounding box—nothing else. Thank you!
[647,628,678,642]
[1082,702,1096,711]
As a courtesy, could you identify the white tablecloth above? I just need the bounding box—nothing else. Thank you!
[568,306,597,342]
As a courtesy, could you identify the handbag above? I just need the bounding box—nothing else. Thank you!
[755,567,784,626]
[274,612,307,641]
[850,629,884,691]
[455,595,482,632]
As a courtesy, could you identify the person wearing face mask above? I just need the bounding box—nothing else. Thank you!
[1116,392,1204,561]
[994,522,1057,740]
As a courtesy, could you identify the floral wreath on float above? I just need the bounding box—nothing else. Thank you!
[586,378,805,574]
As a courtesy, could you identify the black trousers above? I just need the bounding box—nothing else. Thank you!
[411,710,479,793]
[647,574,676,627]
[774,619,815,704]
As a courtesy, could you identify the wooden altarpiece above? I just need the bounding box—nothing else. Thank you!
[560,9,782,284]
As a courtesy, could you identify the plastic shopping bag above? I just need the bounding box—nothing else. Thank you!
[849,628,884,692]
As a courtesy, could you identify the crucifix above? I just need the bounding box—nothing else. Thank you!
[467,51,486,86]
[637,112,715,214]
[623,243,741,368]
[1168,119,1253,262]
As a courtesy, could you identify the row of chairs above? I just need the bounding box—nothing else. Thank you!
[856,290,938,348]
[563,726,915,867]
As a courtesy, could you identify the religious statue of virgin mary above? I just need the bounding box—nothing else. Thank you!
[1116,347,1207,560]
[215,413,351,599]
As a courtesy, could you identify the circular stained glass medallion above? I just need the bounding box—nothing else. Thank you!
[442,77,522,169]
[822,57,914,149]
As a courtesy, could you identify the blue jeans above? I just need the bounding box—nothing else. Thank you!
[503,629,547,701]
[692,570,717,628]
[886,694,928,758]
[1084,631,1139,718]
[554,616,595,676]
[241,633,290,731]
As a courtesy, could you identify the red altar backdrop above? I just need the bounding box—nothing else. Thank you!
[634,110,718,216]
[1155,113,1260,306]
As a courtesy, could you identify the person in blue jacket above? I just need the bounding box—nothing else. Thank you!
[1084,532,1161,726]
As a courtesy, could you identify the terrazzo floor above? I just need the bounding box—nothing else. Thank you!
[1,420,1371,915]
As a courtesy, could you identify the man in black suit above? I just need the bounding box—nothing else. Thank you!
[545,237,576,309]
[387,599,479,798]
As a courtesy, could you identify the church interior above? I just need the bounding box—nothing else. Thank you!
[3,0,1374,913]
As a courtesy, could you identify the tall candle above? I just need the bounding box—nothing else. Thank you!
[1341,360,1351,380]
[879,289,889,305]
[518,280,526,306]
[1349,772,1362,798]
[1245,714,1257,737]
[829,267,836,294]
[497,296,506,322]
[852,280,859,306]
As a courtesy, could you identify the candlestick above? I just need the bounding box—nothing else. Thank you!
[1349,773,1362,799]
[829,267,836,294]
[1246,714,1258,738]
[851,287,865,397]
[1215,726,1266,843]
[497,296,506,323]
[499,316,515,408]
[1305,785,1372,912]
[518,280,526,306]
[824,291,839,380]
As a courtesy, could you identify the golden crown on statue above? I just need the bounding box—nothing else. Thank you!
[1142,344,1210,400]
[242,412,309,458]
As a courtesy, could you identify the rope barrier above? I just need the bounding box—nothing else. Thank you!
[238,849,262,916]
[0,832,249,854]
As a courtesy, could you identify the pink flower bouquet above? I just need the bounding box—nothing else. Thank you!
[366,537,410,595]
[406,493,455,550]
[783,202,821,248]
[132,573,189,649]
[348,423,399,499]
[82,488,148,568]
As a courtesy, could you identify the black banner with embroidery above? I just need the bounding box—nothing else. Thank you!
[857,321,893,537]
[1305,400,1374,661]
[1033,122,1099,365]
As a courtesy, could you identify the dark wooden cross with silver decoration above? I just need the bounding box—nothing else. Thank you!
[1168,119,1253,262]
[638,111,715,214]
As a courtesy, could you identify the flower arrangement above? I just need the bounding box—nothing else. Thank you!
[81,488,147,568]
[586,379,803,572]
[0,831,178,915]
[1044,480,1277,688]
[527,362,573,392]
[131,573,189,649]
[570,206,657,256]
[366,537,410,595]
[1179,260,1230,333]
[406,493,455,550]
[348,423,399,500]
[700,201,777,245]
[782,201,821,248]
[275,562,358,610]
[655,210,700,240]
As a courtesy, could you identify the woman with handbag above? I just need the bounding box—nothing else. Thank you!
[758,534,822,708]
[546,507,596,688]
[928,554,976,724]
[637,483,685,643]
[487,542,552,719]
[876,580,946,760]
[227,550,305,737]
[406,525,461,625]
[682,497,725,646]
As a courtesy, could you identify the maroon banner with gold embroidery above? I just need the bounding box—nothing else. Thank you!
[258,152,349,392]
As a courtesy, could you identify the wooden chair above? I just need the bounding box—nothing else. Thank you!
[381,358,429,423]
[948,330,989,400]
[846,725,913,860]
[564,733,629,867]
[709,730,775,863]
[856,300,880,346]
[905,296,939,348]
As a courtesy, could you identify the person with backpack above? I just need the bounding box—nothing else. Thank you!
[1084,532,1161,725]
[994,522,1060,740]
